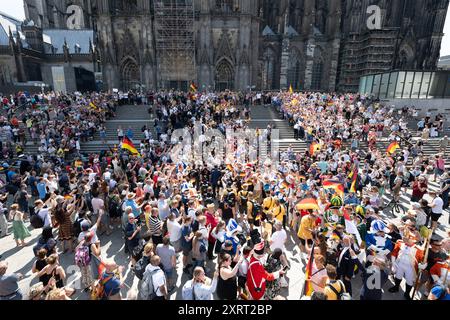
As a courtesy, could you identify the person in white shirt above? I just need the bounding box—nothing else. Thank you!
[429,191,444,229]
[141,255,168,300]
[44,174,58,193]
[189,267,218,300]
[167,213,182,253]
[270,221,287,252]
[34,200,52,228]
[269,221,290,269]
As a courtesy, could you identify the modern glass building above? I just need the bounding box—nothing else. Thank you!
[358,70,450,99]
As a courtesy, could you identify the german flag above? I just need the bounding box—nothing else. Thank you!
[386,141,400,155]
[323,179,344,196]
[280,180,290,189]
[301,242,315,297]
[349,168,358,193]
[121,136,140,156]
[226,164,234,172]
[190,82,198,92]
[309,142,320,157]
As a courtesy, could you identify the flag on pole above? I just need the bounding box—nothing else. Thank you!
[349,167,358,193]
[386,141,400,155]
[323,179,345,197]
[301,242,315,297]
[289,85,294,94]
[343,208,362,245]
[190,82,198,92]
[121,136,140,156]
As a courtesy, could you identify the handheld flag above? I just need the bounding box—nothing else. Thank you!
[301,242,315,297]
[349,167,358,193]
[309,142,320,157]
[386,141,400,155]
[323,179,345,197]
[343,208,362,245]
[289,85,294,94]
[190,82,198,92]
[121,136,140,156]
[89,102,97,110]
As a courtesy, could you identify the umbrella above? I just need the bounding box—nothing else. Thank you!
[296,198,320,211]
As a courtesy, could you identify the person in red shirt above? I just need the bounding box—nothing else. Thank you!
[411,176,428,202]
[246,241,285,300]
[205,203,219,260]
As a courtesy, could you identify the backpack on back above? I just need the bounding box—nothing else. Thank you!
[140,268,160,300]
[326,280,352,300]
[30,212,44,229]
[75,245,91,267]
[133,256,150,280]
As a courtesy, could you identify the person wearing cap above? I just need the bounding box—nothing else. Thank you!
[223,219,242,256]
[0,261,23,300]
[389,231,425,299]
[365,220,393,266]
[246,241,285,300]
[124,192,146,220]
[78,210,103,245]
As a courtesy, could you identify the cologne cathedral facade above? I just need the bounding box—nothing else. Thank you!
[24,0,449,92]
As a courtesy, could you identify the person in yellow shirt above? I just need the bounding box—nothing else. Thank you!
[262,195,275,216]
[323,265,347,300]
[297,212,317,258]
[270,198,286,224]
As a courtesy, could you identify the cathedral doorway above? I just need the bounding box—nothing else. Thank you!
[215,59,234,91]
[120,57,140,91]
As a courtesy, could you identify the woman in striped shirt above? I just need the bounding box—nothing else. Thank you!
[149,208,163,246]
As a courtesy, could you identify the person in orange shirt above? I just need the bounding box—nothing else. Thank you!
[429,258,450,287]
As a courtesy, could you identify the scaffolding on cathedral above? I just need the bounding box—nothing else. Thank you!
[153,0,196,91]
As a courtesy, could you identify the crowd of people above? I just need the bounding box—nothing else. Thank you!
[0,89,449,301]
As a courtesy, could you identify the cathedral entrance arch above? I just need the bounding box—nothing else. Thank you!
[215,59,234,91]
[120,57,140,91]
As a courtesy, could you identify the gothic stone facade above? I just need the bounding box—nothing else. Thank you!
[24,0,449,92]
